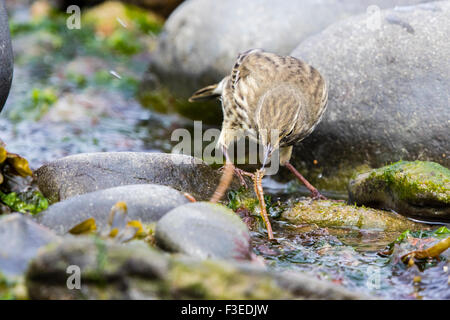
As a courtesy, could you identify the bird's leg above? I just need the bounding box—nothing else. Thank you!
[210,159,234,203]
[217,147,253,187]
[252,169,274,240]
[210,145,244,203]
[284,161,327,200]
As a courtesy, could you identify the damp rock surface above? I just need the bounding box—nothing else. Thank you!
[348,161,450,222]
[155,202,253,261]
[35,184,189,235]
[35,152,241,202]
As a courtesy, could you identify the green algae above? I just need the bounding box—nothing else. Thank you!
[348,161,450,221]
[282,199,427,232]
[0,190,48,215]
[375,161,450,203]
[166,259,289,299]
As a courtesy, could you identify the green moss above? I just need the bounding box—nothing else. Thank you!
[105,29,143,55]
[137,87,174,114]
[226,187,278,217]
[166,259,289,299]
[283,199,426,232]
[371,161,449,203]
[123,5,164,34]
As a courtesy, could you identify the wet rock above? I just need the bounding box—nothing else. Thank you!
[26,237,169,299]
[0,0,13,112]
[35,152,242,202]
[282,199,428,232]
[348,161,450,222]
[290,2,450,189]
[167,258,366,300]
[155,202,251,260]
[0,214,57,276]
[26,236,365,299]
[35,184,189,234]
[148,0,433,122]
[155,202,252,260]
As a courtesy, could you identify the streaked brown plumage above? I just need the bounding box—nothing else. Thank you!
[189,49,329,237]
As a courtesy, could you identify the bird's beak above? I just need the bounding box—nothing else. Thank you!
[261,145,272,170]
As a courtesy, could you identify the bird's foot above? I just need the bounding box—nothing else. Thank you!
[284,161,327,201]
[310,190,327,201]
[235,168,255,188]
[218,166,253,188]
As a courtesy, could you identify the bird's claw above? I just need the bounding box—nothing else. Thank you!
[311,190,327,200]
[234,168,254,188]
[218,166,252,188]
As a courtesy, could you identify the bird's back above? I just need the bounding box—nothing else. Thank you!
[225,49,328,146]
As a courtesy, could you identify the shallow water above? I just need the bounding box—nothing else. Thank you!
[251,218,450,299]
[1,4,448,300]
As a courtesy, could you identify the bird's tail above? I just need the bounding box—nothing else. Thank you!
[188,76,228,102]
[188,83,220,102]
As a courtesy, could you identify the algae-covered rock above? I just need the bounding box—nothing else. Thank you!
[282,199,427,232]
[26,236,364,299]
[166,258,364,300]
[348,161,450,222]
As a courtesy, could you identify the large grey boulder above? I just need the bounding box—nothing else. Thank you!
[288,1,450,189]
[35,152,243,202]
[0,0,13,112]
[155,202,252,260]
[147,0,434,122]
[35,184,190,234]
[0,214,57,276]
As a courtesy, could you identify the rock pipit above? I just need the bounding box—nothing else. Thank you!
[189,49,328,238]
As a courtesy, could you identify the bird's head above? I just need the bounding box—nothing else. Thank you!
[259,129,282,170]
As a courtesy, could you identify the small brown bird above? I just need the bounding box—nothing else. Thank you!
[189,49,328,237]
